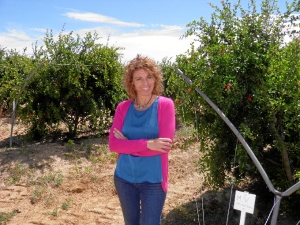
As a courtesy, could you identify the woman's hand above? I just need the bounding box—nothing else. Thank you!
[147,138,173,153]
[113,128,127,140]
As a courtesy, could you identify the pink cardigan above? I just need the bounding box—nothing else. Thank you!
[109,96,175,192]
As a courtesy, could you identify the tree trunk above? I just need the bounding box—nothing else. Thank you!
[270,112,293,183]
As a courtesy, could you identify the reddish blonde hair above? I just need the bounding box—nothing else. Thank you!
[123,54,164,99]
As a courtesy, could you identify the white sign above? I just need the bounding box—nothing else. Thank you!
[234,191,256,225]
[234,190,256,214]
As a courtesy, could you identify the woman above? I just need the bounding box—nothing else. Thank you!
[109,54,176,225]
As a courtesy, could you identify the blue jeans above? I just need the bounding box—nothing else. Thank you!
[114,175,167,225]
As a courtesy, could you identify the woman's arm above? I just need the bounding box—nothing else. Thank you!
[109,101,149,154]
[131,97,176,156]
[108,98,176,156]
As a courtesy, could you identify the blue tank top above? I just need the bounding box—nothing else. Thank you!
[115,98,162,183]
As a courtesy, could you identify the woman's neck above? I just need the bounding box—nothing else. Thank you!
[135,94,155,109]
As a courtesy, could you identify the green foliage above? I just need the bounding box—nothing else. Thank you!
[160,57,199,128]
[175,0,300,193]
[0,47,35,116]
[0,210,18,224]
[62,198,73,210]
[17,30,126,139]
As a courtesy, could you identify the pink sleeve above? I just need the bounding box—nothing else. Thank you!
[158,97,176,140]
[109,100,149,154]
[108,97,176,156]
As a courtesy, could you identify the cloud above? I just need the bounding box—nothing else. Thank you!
[0,18,192,62]
[0,29,36,52]
[30,28,48,33]
[69,26,118,38]
[129,25,187,37]
[65,12,144,27]
[112,34,193,63]
[105,25,193,62]
[51,23,192,62]
[1,29,32,41]
[0,9,193,61]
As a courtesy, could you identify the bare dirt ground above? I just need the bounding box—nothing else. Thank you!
[0,117,299,225]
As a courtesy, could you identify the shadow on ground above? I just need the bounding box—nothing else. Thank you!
[162,187,299,225]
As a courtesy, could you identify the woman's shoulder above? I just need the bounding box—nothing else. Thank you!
[158,96,174,107]
[117,99,133,109]
[158,96,174,103]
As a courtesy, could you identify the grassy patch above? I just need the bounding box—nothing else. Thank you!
[7,163,32,185]
[62,198,73,210]
[0,210,18,224]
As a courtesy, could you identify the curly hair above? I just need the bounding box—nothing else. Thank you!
[123,54,164,100]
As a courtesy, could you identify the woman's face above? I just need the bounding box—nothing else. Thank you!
[132,68,155,97]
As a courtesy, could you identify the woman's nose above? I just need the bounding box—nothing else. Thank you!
[141,78,148,85]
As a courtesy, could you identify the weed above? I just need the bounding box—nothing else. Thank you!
[62,198,72,210]
[0,210,18,224]
[79,140,93,156]
[54,173,64,187]
[30,186,44,204]
[89,175,101,183]
[50,207,59,217]
[71,164,92,177]
[88,145,117,164]
[66,139,75,151]
[35,173,64,187]
[8,163,29,185]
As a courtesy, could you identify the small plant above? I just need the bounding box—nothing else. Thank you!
[8,163,29,184]
[79,139,94,156]
[89,175,101,183]
[0,211,17,224]
[62,198,72,210]
[66,139,75,151]
[50,207,59,217]
[30,186,44,204]
[43,193,57,208]
[88,145,117,164]
[85,142,93,156]
[71,164,93,178]
[54,173,64,187]
[36,173,64,187]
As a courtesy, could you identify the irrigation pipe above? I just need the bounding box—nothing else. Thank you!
[175,67,300,225]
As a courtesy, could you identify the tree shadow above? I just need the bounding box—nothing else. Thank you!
[162,186,299,225]
[0,132,109,181]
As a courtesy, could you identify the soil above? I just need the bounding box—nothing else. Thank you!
[0,117,299,225]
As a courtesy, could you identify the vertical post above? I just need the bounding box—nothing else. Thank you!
[271,195,282,225]
[10,100,16,148]
[239,211,246,225]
